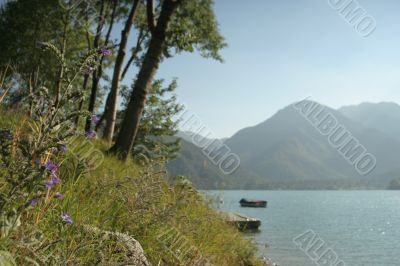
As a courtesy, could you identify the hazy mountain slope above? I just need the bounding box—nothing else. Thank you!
[339,102,400,142]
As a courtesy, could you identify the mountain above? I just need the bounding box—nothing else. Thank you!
[339,102,400,143]
[168,101,400,189]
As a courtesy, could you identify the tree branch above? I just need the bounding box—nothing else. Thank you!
[121,28,147,80]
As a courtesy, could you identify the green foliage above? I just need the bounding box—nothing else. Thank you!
[167,0,227,61]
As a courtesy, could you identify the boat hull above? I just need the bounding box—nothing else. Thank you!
[239,199,267,208]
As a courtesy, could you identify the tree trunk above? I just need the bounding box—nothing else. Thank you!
[102,0,140,143]
[109,0,180,161]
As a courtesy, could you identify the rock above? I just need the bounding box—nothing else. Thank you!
[82,225,151,266]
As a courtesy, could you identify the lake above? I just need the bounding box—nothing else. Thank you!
[204,190,400,266]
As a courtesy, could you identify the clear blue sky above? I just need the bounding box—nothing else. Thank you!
[152,0,400,138]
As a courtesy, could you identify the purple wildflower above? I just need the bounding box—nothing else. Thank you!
[51,173,62,184]
[61,213,73,224]
[29,198,39,206]
[85,130,96,139]
[54,192,64,200]
[90,115,100,125]
[59,144,67,153]
[44,160,59,173]
[100,46,111,56]
[45,180,54,188]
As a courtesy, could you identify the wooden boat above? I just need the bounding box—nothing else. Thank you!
[239,198,267,208]
[224,212,261,231]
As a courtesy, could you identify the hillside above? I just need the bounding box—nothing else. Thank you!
[0,109,267,266]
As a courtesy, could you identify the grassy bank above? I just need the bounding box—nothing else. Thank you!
[0,108,267,265]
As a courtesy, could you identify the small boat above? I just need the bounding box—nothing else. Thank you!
[239,198,267,208]
[223,212,261,231]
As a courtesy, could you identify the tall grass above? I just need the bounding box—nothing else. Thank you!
[0,109,267,265]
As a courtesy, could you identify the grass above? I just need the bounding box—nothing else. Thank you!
[0,108,268,265]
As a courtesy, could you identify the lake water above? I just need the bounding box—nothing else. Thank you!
[204,190,400,266]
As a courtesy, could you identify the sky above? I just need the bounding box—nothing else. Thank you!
[150,0,400,138]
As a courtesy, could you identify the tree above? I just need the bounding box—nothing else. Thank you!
[119,78,183,161]
[110,0,226,160]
